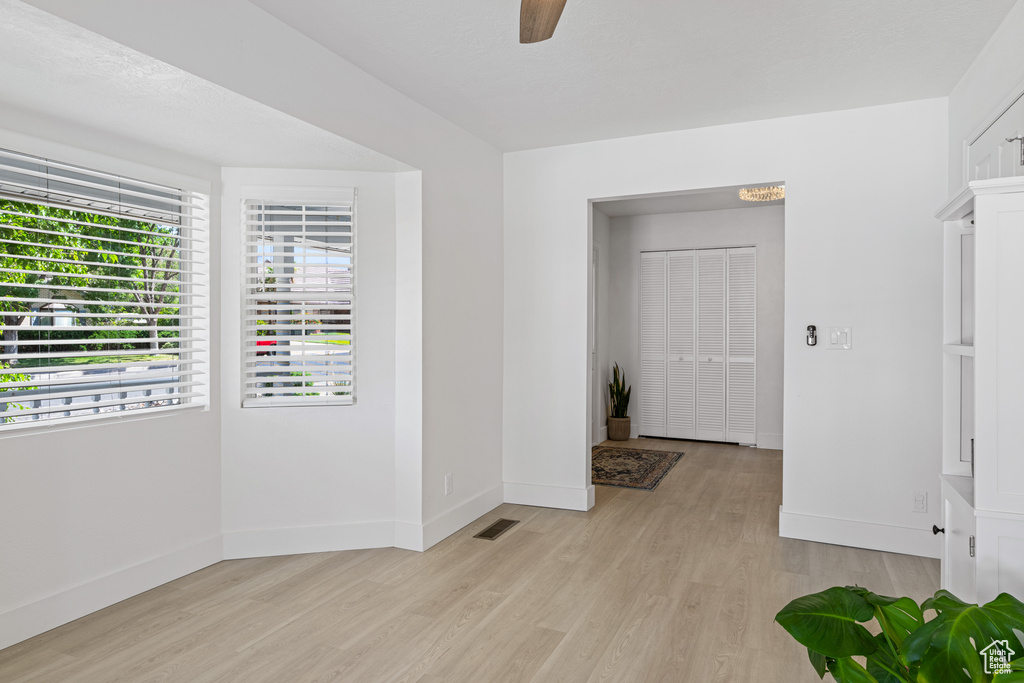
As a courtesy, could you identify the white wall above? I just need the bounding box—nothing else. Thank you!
[220,169,398,558]
[505,98,948,557]
[607,206,785,449]
[591,209,611,446]
[1,0,505,648]
[948,0,1024,193]
[0,124,223,650]
[23,0,505,549]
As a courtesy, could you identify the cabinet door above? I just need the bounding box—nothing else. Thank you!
[667,251,696,439]
[697,249,726,441]
[726,248,756,444]
[640,252,667,437]
[943,495,977,603]
[975,192,1024,514]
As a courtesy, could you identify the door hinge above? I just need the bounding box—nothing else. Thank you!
[969,535,976,558]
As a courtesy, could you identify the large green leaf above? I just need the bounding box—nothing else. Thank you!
[848,587,924,649]
[865,633,913,683]
[809,649,828,678]
[828,656,881,683]
[776,587,879,658]
[904,592,1024,683]
[902,617,944,665]
[994,656,1024,681]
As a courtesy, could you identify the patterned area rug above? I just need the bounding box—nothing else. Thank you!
[591,445,684,490]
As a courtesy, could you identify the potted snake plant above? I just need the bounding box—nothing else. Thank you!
[607,363,631,441]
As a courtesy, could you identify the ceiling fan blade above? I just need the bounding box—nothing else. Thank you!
[520,0,567,44]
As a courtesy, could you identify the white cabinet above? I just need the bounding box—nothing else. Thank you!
[937,177,1024,604]
[639,248,755,444]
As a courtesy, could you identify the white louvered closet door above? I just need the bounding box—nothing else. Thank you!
[667,251,696,438]
[696,249,727,441]
[640,252,668,437]
[726,248,757,444]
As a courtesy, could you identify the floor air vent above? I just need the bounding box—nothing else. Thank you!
[474,518,519,541]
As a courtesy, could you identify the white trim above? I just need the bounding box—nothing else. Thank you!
[423,485,504,550]
[394,171,424,542]
[0,403,208,440]
[224,487,503,557]
[222,522,394,559]
[0,535,221,651]
[395,485,504,552]
[938,177,1024,220]
[393,522,423,552]
[504,482,595,511]
[779,507,940,559]
[596,425,608,444]
[756,432,783,450]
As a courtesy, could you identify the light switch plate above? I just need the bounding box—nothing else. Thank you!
[826,326,853,350]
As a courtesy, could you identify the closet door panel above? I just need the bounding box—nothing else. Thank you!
[640,252,667,437]
[727,248,757,444]
[697,249,726,441]
[667,251,696,438]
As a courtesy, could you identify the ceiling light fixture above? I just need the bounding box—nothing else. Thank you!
[739,185,785,202]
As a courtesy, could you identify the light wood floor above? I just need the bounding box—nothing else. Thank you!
[0,439,939,682]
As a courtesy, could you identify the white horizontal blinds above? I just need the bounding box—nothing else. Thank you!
[242,192,355,407]
[697,249,726,441]
[0,149,193,224]
[639,252,667,437]
[726,248,756,444]
[0,149,208,429]
[667,250,696,439]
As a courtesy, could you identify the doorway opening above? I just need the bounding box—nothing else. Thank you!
[588,184,785,457]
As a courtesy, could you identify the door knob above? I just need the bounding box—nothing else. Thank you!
[932,525,945,535]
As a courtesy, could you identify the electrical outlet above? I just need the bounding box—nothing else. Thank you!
[444,473,453,496]
[912,491,927,513]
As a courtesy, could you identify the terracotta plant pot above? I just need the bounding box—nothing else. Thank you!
[607,416,631,441]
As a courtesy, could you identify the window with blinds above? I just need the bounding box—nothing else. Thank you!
[0,148,208,430]
[242,192,355,407]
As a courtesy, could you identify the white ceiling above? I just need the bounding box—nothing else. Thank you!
[250,0,1017,151]
[594,185,784,217]
[0,0,411,172]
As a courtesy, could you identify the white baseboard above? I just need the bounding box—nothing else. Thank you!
[393,521,423,552]
[395,485,504,552]
[223,521,394,560]
[630,425,639,439]
[779,507,940,559]
[0,535,221,651]
[757,433,783,450]
[226,488,504,557]
[422,485,503,550]
[595,425,608,445]
[504,482,595,511]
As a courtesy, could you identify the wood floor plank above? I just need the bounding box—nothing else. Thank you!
[0,439,940,683]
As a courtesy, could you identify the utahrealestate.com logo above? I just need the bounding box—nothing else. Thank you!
[981,639,1015,676]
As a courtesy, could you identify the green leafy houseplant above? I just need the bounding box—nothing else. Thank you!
[608,362,631,418]
[775,587,1024,682]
